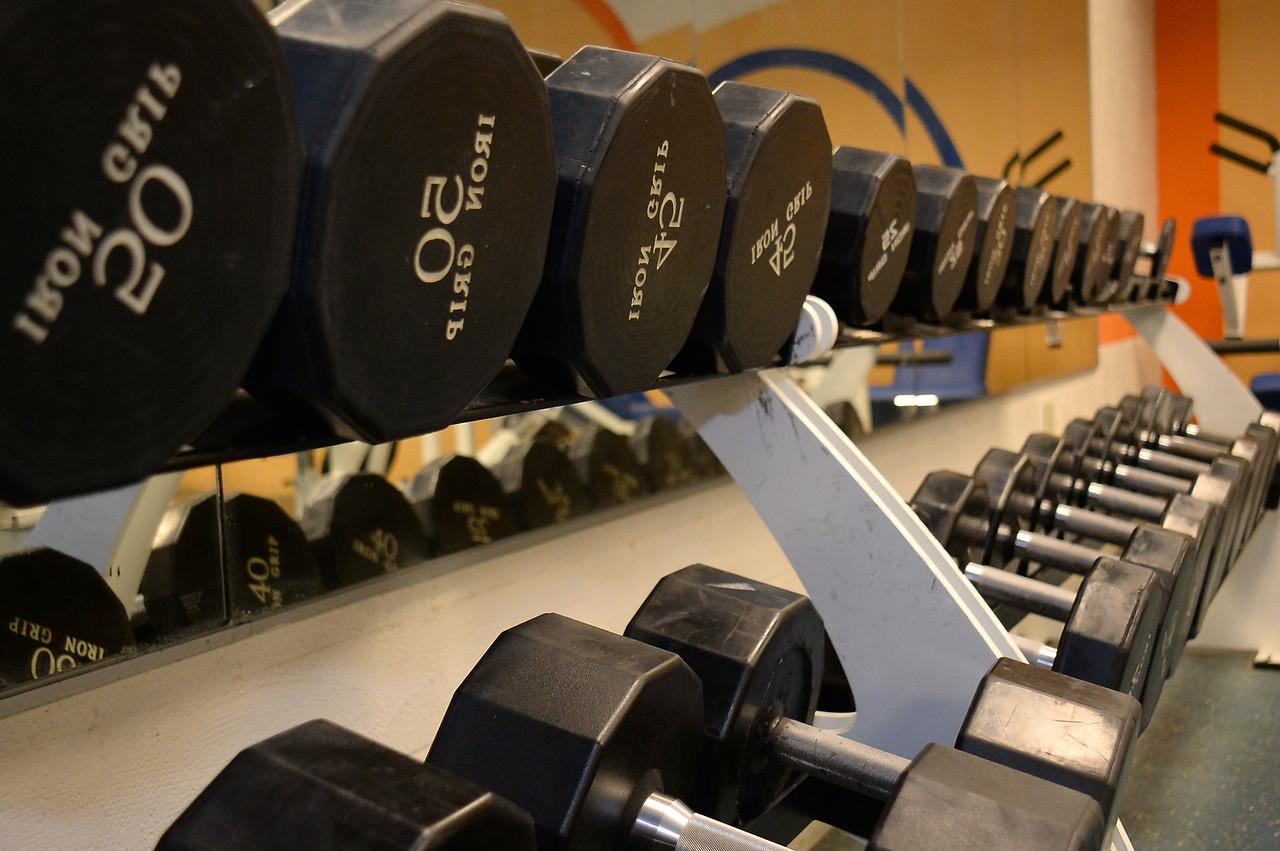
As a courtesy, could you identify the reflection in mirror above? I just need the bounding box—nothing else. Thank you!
[0,400,726,700]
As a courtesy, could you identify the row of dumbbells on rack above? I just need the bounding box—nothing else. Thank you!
[911,386,1278,733]
[0,413,722,689]
[5,0,1180,506]
[160,564,1142,851]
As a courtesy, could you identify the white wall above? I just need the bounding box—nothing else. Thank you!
[1088,0,1159,231]
[0,339,1161,851]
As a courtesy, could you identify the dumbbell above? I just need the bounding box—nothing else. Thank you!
[945,177,1015,318]
[1038,196,1084,309]
[300,473,431,588]
[1067,202,1115,306]
[626,565,1140,841]
[158,719,537,849]
[913,472,1168,725]
[1088,206,1124,304]
[1054,407,1250,567]
[1112,391,1273,524]
[512,46,726,396]
[673,82,833,373]
[1021,432,1228,638]
[973,448,1203,676]
[993,186,1058,312]
[1065,410,1256,563]
[1110,211,1146,300]
[248,0,556,443]
[1127,218,1177,301]
[810,147,916,326]
[141,492,324,636]
[1159,391,1280,509]
[1125,389,1279,526]
[1,0,302,504]
[406,454,519,554]
[430,609,1117,850]
[889,165,979,323]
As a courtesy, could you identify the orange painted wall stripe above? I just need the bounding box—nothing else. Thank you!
[1156,0,1222,340]
[572,0,637,51]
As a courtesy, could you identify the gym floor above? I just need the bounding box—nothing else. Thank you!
[1119,648,1280,849]
[790,648,1279,850]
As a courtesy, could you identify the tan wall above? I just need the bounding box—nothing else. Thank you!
[1218,0,1280,384]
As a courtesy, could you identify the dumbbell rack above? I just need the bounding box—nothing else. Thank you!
[2,293,1224,851]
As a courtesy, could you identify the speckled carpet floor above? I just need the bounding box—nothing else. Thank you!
[1118,648,1279,850]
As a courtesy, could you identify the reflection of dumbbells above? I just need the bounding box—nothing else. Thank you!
[406,455,519,554]
[974,447,1207,672]
[912,471,1170,727]
[625,565,1138,843]
[142,492,325,636]
[301,473,431,588]
[429,607,1123,849]
[158,719,538,849]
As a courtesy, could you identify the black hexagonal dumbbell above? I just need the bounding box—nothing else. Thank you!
[631,416,703,491]
[157,719,538,849]
[911,470,1171,729]
[1109,210,1146,301]
[1038,196,1084,310]
[974,447,1207,677]
[993,187,1059,313]
[889,164,979,324]
[141,492,324,637]
[945,176,1016,319]
[301,473,431,588]
[1067,202,1115,307]
[624,564,1138,845]
[250,0,556,442]
[809,147,917,326]
[1,1,302,504]
[673,82,833,373]
[406,454,520,554]
[1020,431,1229,641]
[571,424,651,507]
[514,46,726,396]
[430,607,1115,851]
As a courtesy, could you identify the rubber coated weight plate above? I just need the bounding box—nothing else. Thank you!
[1071,203,1112,305]
[957,177,1015,314]
[514,46,726,397]
[0,0,302,504]
[0,549,133,688]
[677,83,832,372]
[811,147,916,325]
[1046,197,1083,307]
[254,0,556,441]
[301,473,431,588]
[408,454,518,553]
[895,165,978,321]
[999,187,1057,310]
[582,428,649,507]
[142,493,323,636]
